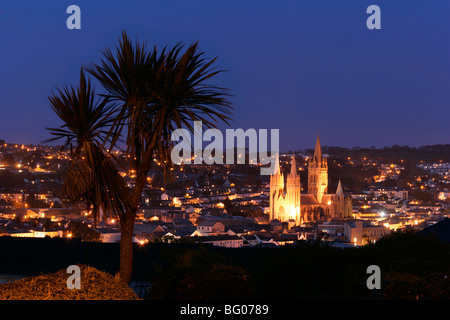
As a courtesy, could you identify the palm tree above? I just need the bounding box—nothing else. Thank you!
[46,68,133,243]
[87,31,232,283]
[48,31,233,283]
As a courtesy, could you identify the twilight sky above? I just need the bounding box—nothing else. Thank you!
[0,0,449,152]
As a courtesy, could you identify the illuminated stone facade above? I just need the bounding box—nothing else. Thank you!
[270,135,352,225]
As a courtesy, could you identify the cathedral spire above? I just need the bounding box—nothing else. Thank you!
[314,134,322,160]
[273,152,280,175]
[290,153,297,177]
[336,179,344,196]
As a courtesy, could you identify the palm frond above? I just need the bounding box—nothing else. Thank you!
[46,68,133,221]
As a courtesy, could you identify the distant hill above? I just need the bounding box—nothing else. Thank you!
[299,144,450,163]
[418,218,450,243]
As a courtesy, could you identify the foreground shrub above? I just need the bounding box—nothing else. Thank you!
[369,271,450,300]
[0,264,140,300]
[147,246,252,299]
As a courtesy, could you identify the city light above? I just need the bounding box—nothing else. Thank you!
[138,239,149,246]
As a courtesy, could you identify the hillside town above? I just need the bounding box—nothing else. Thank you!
[0,139,449,248]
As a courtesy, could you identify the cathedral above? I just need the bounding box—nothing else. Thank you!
[269,135,352,225]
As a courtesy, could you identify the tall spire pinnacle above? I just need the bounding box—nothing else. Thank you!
[273,152,280,175]
[290,153,297,177]
[314,134,322,160]
[336,179,344,196]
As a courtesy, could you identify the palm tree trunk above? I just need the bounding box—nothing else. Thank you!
[119,215,135,284]
[118,143,155,284]
[92,202,97,229]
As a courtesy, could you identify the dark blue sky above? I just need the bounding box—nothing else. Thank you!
[0,0,449,152]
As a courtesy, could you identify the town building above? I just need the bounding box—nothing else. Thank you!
[343,219,390,246]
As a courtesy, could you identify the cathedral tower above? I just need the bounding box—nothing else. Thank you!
[285,154,301,224]
[308,135,328,204]
[335,179,345,217]
[270,153,284,221]
[269,136,349,226]
[270,154,301,225]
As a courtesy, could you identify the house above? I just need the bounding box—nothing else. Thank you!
[343,220,390,246]
[363,186,408,200]
[7,228,62,238]
[194,220,225,236]
[0,212,16,219]
[140,205,180,221]
[133,223,168,241]
[160,209,185,222]
[0,192,24,203]
[32,229,63,238]
[270,219,283,233]
[7,230,34,238]
[273,233,303,246]
[174,225,197,237]
[41,208,82,220]
[158,232,181,242]
[0,199,14,210]
[188,212,202,225]
[242,234,260,246]
[185,205,202,214]
[172,218,193,230]
[161,193,169,201]
[316,221,346,241]
[438,191,450,201]
[25,209,42,219]
[191,235,244,248]
[241,234,279,247]
[225,225,251,236]
[254,215,270,225]
[95,227,122,243]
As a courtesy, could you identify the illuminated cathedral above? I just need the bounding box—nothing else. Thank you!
[269,135,352,225]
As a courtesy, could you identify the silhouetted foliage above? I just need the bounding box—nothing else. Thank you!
[68,221,101,242]
[1,229,449,300]
[47,31,233,283]
[0,264,139,300]
[147,245,251,300]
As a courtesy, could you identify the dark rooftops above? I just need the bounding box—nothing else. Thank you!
[94,227,120,234]
[197,220,224,227]
[364,186,407,192]
[191,234,243,242]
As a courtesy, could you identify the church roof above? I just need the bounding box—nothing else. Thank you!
[300,194,319,205]
[321,194,334,204]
